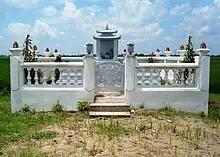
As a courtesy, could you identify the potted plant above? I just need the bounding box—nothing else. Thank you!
[177,45,187,57]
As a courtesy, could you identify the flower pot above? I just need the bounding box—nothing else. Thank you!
[177,50,186,57]
[165,51,171,57]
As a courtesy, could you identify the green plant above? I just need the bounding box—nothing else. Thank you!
[20,104,31,113]
[96,119,130,140]
[23,34,37,62]
[31,131,56,140]
[52,101,63,113]
[183,36,196,63]
[77,101,89,112]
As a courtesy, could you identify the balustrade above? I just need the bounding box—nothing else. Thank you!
[136,67,196,87]
[21,63,84,88]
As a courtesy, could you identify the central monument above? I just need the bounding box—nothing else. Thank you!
[93,24,121,60]
[94,24,124,92]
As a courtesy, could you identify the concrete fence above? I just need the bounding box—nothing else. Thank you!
[9,47,210,113]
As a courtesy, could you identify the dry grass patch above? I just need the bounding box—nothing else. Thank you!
[2,108,220,157]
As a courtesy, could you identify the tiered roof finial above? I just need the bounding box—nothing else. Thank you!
[106,23,109,30]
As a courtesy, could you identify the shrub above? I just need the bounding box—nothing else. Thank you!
[20,104,31,113]
[52,101,63,113]
[77,101,89,112]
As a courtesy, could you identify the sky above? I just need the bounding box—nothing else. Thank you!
[0,0,219,55]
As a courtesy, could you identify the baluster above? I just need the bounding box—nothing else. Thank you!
[149,68,154,86]
[172,69,177,86]
[27,68,31,85]
[66,69,70,86]
[180,68,185,86]
[51,68,55,85]
[188,68,195,86]
[43,69,48,85]
[164,68,169,86]
[34,68,38,85]
[58,68,63,85]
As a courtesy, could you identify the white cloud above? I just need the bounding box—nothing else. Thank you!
[170,3,191,15]
[7,20,63,39]
[0,36,3,40]
[198,26,209,34]
[41,6,57,16]
[0,0,40,8]
[7,23,31,37]
[61,1,81,20]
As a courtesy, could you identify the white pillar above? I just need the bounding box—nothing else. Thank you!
[199,56,210,114]
[125,56,137,95]
[83,55,95,91]
[113,40,118,60]
[9,47,24,112]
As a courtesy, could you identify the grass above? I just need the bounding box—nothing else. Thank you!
[0,96,69,149]
[0,94,219,156]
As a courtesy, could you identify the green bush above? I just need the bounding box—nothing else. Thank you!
[77,101,89,112]
[52,102,63,113]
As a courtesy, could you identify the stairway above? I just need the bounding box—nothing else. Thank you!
[89,92,131,117]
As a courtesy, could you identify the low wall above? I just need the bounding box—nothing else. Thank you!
[10,48,95,112]
[125,55,210,113]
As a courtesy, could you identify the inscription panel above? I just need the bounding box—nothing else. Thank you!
[95,61,124,91]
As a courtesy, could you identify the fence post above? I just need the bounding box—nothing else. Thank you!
[83,55,95,91]
[9,43,24,112]
[125,55,136,95]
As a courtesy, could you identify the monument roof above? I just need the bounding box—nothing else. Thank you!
[96,24,118,34]
[93,35,121,40]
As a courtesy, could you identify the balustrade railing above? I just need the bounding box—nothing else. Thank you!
[21,62,84,88]
[134,56,200,88]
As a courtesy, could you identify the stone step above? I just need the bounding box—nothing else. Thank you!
[90,103,130,112]
[90,103,129,107]
[95,96,126,103]
[95,92,123,97]
[89,111,131,117]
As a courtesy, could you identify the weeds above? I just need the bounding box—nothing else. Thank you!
[77,101,89,112]
[96,119,131,140]
[52,100,64,113]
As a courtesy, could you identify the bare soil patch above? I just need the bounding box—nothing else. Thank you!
[3,110,220,157]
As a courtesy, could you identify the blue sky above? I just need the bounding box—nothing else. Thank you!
[0,0,219,55]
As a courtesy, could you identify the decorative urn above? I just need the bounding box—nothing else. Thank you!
[44,48,50,57]
[86,42,93,55]
[155,48,160,57]
[165,47,171,57]
[127,42,134,55]
[196,42,209,56]
[54,49,60,57]
[177,45,187,57]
